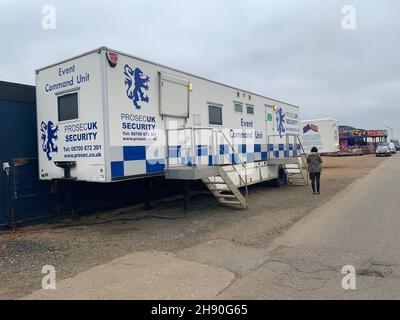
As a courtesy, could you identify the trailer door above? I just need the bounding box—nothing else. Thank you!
[159,72,191,166]
[160,72,188,157]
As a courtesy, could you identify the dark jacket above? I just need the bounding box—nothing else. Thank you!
[307,152,323,173]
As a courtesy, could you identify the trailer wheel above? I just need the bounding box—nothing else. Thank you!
[271,167,286,188]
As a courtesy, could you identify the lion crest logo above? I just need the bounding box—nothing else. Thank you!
[124,64,150,110]
[41,120,59,161]
[276,107,286,138]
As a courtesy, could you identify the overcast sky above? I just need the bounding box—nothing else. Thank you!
[1,0,399,134]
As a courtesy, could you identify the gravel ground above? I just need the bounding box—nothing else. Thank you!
[0,155,386,299]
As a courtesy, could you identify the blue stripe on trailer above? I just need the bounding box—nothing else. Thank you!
[146,159,165,174]
[231,154,239,165]
[284,150,289,157]
[168,146,181,158]
[182,156,193,167]
[261,152,268,160]
[247,153,255,162]
[219,144,229,155]
[123,146,146,161]
[111,161,124,178]
[196,145,208,156]
[238,144,246,154]
[112,142,298,178]
[208,155,215,166]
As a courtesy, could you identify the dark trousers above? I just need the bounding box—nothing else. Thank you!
[309,172,321,193]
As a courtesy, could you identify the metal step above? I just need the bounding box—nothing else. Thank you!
[204,181,227,185]
[219,200,242,205]
[289,174,306,178]
[217,168,247,208]
[283,159,308,186]
[214,194,237,199]
[207,187,226,191]
[202,166,248,209]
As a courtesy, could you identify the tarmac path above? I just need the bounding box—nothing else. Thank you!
[220,154,400,299]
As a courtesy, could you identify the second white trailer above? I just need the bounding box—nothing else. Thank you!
[300,118,339,154]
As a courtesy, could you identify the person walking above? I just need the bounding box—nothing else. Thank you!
[307,146,323,195]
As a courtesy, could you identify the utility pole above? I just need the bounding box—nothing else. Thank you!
[382,124,394,141]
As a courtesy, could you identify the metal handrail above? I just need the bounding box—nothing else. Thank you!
[166,127,214,132]
[165,127,249,204]
[295,135,309,185]
[267,133,304,155]
[166,127,214,168]
[216,130,248,204]
[267,134,309,185]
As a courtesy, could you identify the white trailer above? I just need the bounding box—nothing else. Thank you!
[36,47,307,208]
[300,118,339,154]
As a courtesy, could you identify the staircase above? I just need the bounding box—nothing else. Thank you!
[164,128,249,209]
[202,166,248,208]
[164,128,309,209]
[267,135,309,186]
[283,162,308,185]
[283,148,309,186]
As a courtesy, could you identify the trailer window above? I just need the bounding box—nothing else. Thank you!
[234,102,243,113]
[208,105,223,125]
[58,93,78,121]
[246,105,254,115]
